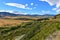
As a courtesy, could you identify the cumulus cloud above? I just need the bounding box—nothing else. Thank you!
[5,3,32,10]
[40,0,60,13]
[31,3,34,5]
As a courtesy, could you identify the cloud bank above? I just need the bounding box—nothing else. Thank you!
[0,10,27,14]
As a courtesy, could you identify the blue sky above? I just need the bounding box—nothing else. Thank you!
[0,0,60,15]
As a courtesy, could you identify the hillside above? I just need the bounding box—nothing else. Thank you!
[0,19,31,27]
[0,14,60,40]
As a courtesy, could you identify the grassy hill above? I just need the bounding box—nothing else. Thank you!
[0,14,60,40]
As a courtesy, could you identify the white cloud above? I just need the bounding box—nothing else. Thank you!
[40,0,58,6]
[31,10,51,15]
[0,10,28,14]
[41,10,50,14]
[56,9,60,13]
[5,3,32,10]
[31,3,34,5]
[0,10,14,13]
[40,0,60,13]
[26,7,32,10]
[52,8,57,11]
[0,10,5,12]
[5,3,25,9]
[25,4,28,6]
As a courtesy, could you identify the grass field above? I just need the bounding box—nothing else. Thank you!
[1,15,60,40]
[0,19,31,27]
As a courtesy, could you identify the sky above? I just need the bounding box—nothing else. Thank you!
[0,0,60,15]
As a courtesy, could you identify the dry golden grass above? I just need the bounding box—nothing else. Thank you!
[0,19,30,27]
[3,16,39,19]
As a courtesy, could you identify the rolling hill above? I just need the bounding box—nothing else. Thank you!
[0,14,60,40]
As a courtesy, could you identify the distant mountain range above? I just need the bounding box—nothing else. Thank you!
[42,14,55,16]
[0,12,19,17]
[0,12,55,17]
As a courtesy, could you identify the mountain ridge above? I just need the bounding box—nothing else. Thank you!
[0,12,55,17]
